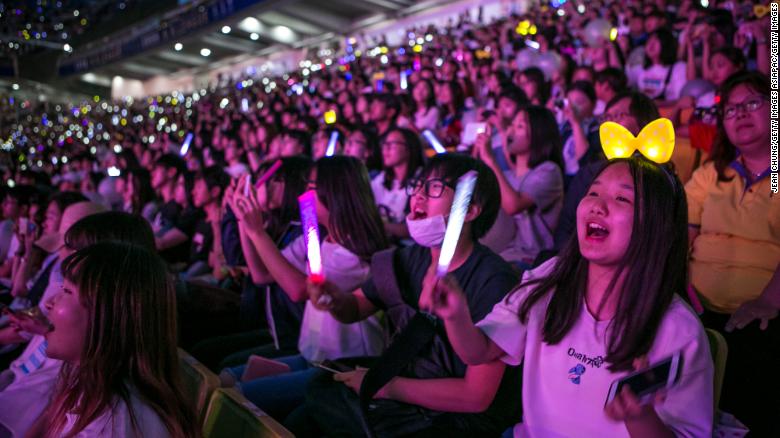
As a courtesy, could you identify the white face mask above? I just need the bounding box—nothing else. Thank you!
[406,214,447,248]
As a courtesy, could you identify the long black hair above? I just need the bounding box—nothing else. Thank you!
[522,106,564,171]
[262,156,312,241]
[516,156,687,371]
[315,156,389,260]
[380,127,424,191]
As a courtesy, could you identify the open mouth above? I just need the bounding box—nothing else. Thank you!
[586,221,610,239]
[411,208,428,220]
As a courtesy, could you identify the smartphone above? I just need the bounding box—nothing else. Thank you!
[606,353,682,405]
[312,360,354,374]
[243,174,252,197]
[463,122,487,145]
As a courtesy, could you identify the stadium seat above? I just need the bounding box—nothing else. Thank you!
[202,388,295,438]
[705,328,728,410]
[178,349,221,422]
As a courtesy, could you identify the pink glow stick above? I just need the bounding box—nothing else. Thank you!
[298,190,325,285]
[255,160,283,188]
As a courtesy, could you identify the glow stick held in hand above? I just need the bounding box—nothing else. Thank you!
[326,131,339,157]
[179,132,194,156]
[254,159,282,188]
[298,190,325,286]
[436,171,478,277]
[422,129,447,154]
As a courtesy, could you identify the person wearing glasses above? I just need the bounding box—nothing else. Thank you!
[474,106,564,270]
[371,128,424,241]
[685,71,779,437]
[302,154,522,437]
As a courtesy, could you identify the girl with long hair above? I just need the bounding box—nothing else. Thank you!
[422,154,714,437]
[120,168,158,223]
[225,156,389,422]
[29,241,197,437]
[372,127,424,240]
[412,79,440,131]
[475,106,565,268]
[627,29,687,103]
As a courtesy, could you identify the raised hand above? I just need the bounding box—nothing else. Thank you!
[726,297,778,332]
[232,183,266,232]
[418,265,469,321]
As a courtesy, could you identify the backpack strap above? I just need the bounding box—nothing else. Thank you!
[369,248,404,308]
[358,248,438,437]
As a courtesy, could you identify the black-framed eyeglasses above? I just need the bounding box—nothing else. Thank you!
[722,96,767,120]
[406,178,455,198]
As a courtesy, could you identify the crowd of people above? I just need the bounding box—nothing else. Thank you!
[0,0,776,436]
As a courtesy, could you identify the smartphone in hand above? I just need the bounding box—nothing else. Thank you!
[606,352,682,405]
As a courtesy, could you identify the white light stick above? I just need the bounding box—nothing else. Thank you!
[400,71,408,90]
[436,171,478,277]
[325,131,339,157]
[179,132,194,156]
[422,129,446,154]
[298,190,325,285]
[241,98,249,112]
[525,40,540,50]
[107,166,121,177]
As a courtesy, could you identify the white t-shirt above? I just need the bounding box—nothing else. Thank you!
[414,106,440,131]
[476,258,714,438]
[0,336,62,437]
[370,172,409,224]
[61,391,170,437]
[627,62,687,101]
[281,236,385,362]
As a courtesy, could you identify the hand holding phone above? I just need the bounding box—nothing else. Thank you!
[605,353,682,406]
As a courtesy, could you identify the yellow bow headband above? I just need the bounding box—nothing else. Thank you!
[599,118,675,164]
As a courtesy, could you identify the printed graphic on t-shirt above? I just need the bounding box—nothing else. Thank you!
[568,364,586,384]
